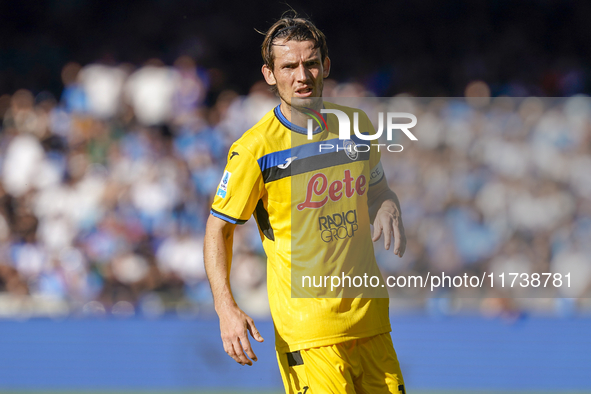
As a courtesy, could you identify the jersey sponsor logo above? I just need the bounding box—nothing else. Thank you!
[297,170,366,210]
[230,151,239,160]
[319,209,358,242]
[343,139,358,160]
[216,170,231,198]
[278,156,297,169]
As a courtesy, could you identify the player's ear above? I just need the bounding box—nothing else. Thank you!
[262,64,277,86]
[322,56,331,78]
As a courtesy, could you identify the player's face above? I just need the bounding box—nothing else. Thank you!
[262,39,330,110]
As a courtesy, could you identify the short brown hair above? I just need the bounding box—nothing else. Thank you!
[261,15,328,72]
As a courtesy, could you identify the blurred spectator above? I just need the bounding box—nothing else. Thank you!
[156,229,205,284]
[79,64,128,119]
[124,59,180,126]
[172,55,208,125]
[60,63,87,114]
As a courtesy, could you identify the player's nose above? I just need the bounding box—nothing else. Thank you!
[295,63,310,82]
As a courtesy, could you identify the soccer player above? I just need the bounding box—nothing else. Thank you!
[204,14,407,394]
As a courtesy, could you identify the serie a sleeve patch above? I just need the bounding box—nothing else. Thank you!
[215,170,231,198]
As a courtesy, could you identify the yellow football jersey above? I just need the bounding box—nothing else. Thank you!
[211,102,390,352]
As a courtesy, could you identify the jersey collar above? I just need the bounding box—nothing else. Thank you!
[274,105,325,135]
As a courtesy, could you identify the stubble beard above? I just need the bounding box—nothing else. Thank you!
[279,78,325,120]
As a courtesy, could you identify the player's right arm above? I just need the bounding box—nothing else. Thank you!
[204,141,265,366]
[204,214,264,366]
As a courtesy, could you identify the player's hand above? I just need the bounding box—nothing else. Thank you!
[218,305,264,366]
[372,209,406,257]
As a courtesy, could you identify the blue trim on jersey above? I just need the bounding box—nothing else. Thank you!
[257,133,372,172]
[274,105,324,135]
[210,209,247,225]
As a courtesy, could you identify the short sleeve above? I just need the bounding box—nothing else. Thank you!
[210,143,264,224]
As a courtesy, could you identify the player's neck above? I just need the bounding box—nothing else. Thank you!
[279,100,324,129]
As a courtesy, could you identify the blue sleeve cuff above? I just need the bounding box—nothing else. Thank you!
[210,209,247,225]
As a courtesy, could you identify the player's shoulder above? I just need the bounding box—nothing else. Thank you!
[231,106,284,160]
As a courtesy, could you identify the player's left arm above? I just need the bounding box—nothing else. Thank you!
[367,174,406,257]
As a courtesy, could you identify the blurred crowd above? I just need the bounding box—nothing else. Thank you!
[373,92,591,316]
[4,0,591,98]
[0,58,590,319]
[0,58,277,318]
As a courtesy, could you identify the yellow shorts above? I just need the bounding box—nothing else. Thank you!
[277,333,405,394]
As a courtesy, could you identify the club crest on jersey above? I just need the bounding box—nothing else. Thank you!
[216,170,231,198]
[343,140,358,160]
